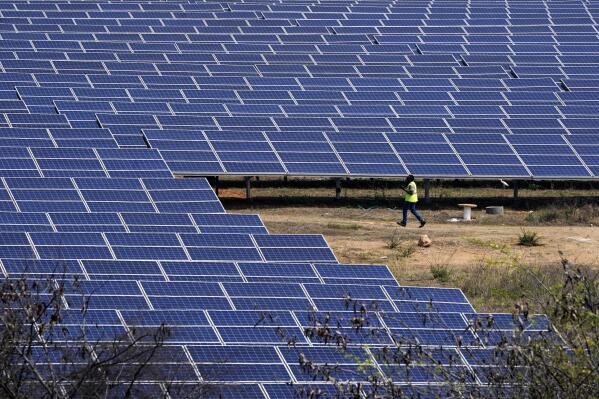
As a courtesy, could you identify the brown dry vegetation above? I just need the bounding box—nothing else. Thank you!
[218,180,599,312]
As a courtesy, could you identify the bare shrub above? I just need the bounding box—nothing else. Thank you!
[0,276,171,399]
[386,228,401,249]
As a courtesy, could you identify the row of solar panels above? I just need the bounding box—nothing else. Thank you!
[47,101,599,114]
[0,0,595,12]
[18,312,548,389]
[0,126,598,178]
[0,59,598,78]
[0,211,268,234]
[2,32,599,45]
[43,112,599,129]
[24,278,477,313]
[3,42,599,60]
[45,101,599,117]
[139,130,599,178]
[6,53,599,74]
[15,86,580,101]
[11,108,599,127]
[0,177,226,213]
[0,13,596,24]
[44,101,599,117]
[3,259,397,285]
[0,231,336,263]
[28,310,547,361]
[44,34,587,46]
[48,102,599,116]
[27,306,545,353]
[0,0,594,9]
[5,32,599,44]
[6,76,598,93]
[3,18,596,30]
[0,130,595,177]
[0,11,593,20]
[0,146,171,177]
[8,77,566,93]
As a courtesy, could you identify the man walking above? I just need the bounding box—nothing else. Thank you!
[398,175,426,228]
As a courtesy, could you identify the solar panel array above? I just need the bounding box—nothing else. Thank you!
[1,0,555,397]
[0,0,599,178]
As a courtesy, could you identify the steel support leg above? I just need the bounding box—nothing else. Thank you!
[245,176,252,200]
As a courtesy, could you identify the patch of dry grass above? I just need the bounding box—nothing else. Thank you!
[525,203,599,225]
[459,262,566,312]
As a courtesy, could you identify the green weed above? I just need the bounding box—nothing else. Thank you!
[396,245,415,258]
[430,265,451,282]
[518,230,542,247]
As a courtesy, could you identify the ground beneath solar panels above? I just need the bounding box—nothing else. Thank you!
[218,185,599,312]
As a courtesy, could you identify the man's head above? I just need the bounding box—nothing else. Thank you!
[406,174,414,183]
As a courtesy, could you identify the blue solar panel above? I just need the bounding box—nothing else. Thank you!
[0,1,565,394]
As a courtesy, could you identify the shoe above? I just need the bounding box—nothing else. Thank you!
[419,221,426,228]
[397,221,406,227]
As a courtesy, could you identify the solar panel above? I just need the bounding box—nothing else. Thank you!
[0,0,563,395]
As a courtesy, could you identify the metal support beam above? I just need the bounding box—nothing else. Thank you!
[423,179,430,204]
[335,178,342,200]
[283,176,288,183]
[244,176,252,200]
[513,180,519,199]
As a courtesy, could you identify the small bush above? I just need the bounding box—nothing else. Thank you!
[386,229,401,249]
[569,203,599,224]
[525,209,560,224]
[396,244,415,258]
[518,230,542,246]
[430,265,451,282]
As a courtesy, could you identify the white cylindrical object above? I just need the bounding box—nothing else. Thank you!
[463,207,472,221]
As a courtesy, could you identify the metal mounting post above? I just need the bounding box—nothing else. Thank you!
[513,180,519,199]
[244,176,252,200]
[335,178,342,200]
[423,179,430,204]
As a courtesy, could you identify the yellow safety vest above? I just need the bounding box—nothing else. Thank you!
[404,181,418,203]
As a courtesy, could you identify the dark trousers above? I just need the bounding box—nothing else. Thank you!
[402,202,424,224]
